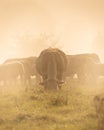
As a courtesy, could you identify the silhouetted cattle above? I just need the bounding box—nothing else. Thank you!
[65,53,100,83]
[0,61,25,86]
[4,56,41,85]
[36,48,67,90]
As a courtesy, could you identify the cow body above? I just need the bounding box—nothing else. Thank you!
[4,56,41,85]
[65,53,100,83]
[0,61,25,86]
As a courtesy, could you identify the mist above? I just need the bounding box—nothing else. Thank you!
[0,0,104,63]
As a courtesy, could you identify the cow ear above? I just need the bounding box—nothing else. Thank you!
[39,82,44,85]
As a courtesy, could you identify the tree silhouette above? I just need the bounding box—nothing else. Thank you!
[19,33,62,56]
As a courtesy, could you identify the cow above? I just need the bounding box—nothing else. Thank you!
[0,61,25,86]
[36,48,67,91]
[65,53,101,83]
[4,56,41,85]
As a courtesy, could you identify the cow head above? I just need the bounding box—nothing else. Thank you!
[39,78,64,91]
[40,79,58,91]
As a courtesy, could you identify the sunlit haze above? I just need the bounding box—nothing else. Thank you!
[0,0,104,63]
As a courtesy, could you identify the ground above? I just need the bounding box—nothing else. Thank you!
[0,79,103,130]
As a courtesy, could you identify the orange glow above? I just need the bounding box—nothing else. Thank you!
[0,0,104,63]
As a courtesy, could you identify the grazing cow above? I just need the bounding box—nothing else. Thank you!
[0,61,25,86]
[36,48,67,91]
[4,56,41,85]
[65,53,100,83]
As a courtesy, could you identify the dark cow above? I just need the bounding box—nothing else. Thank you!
[4,56,41,85]
[0,61,25,86]
[36,48,67,91]
[65,53,100,83]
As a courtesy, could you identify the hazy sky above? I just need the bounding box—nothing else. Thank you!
[0,0,104,62]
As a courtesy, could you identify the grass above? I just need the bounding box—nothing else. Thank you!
[0,80,103,130]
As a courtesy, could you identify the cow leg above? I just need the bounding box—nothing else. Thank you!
[35,75,41,85]
[27,77,32,85]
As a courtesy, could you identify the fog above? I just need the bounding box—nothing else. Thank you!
[0,0,104,63]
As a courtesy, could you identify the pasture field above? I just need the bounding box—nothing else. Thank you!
[0,80,104,130]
